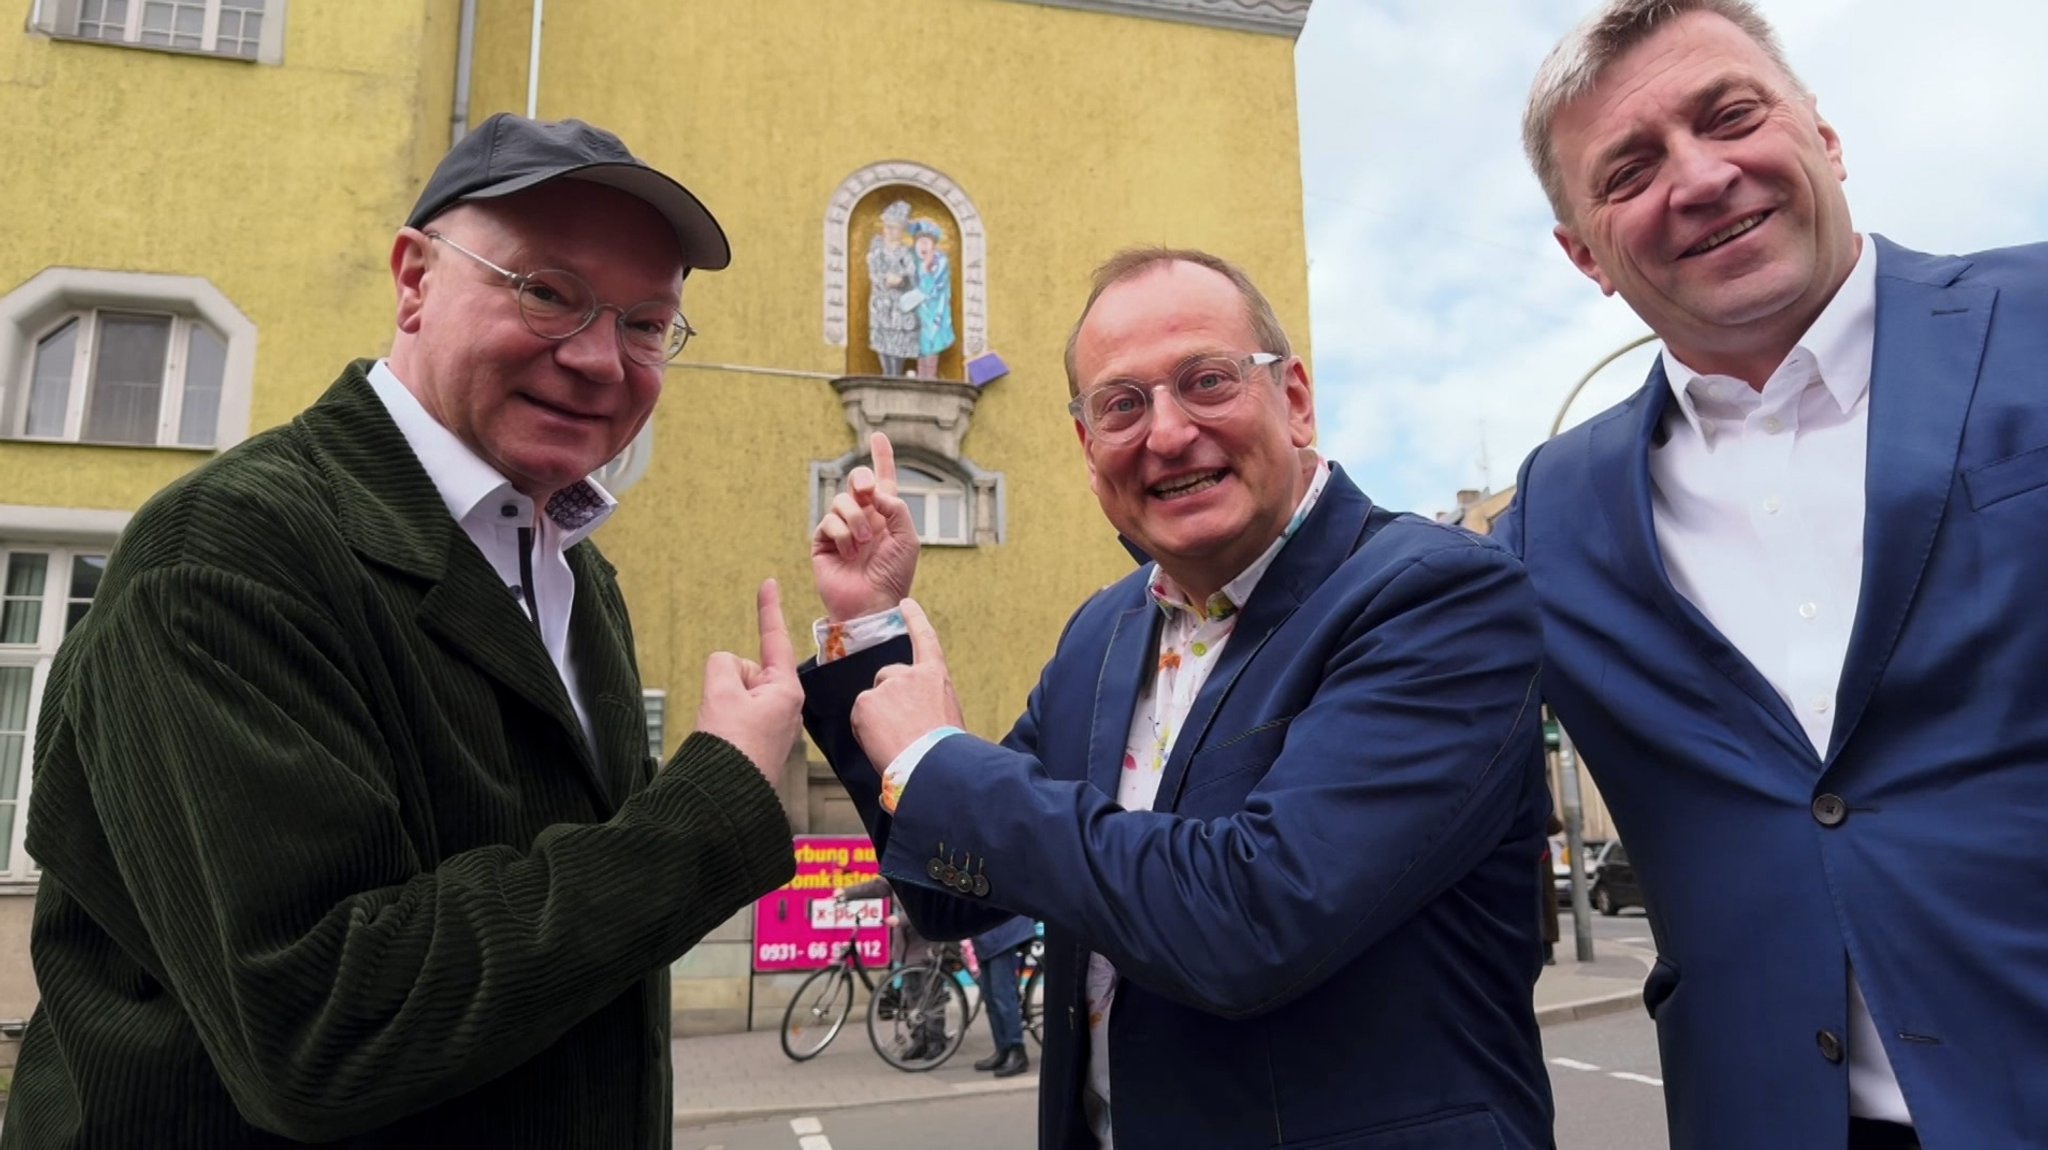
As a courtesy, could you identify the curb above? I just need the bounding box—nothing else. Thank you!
[676,1071,1038,1131]
[1534,989,1641,1028]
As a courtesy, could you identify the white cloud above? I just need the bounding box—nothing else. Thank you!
[1296,0,2048,518]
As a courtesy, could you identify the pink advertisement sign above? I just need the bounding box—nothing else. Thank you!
[752,835,892,972]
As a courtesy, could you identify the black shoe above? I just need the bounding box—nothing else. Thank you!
[991,1046,1030,1078]
[972,1049,1006,1071]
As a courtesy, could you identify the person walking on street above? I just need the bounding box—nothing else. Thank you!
[970,915,1036,1078]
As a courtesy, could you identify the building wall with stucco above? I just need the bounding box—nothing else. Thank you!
[0,0,1312,1042]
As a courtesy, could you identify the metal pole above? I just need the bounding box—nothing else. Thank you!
[450,0,478,147]
[1549,332,1658,439]
[1556,725,1596,962]
[525,0,544,120]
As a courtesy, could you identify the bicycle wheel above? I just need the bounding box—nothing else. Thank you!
[781,967,855,1062]
[868,963,970,1071]
[1019,964,1045,1047]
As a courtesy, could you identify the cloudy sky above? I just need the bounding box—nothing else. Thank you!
[1293,0,2048,519]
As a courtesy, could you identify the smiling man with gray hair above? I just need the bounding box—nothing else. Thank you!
[1494,3,2048,1149]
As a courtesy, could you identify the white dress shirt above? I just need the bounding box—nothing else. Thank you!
[1648,238,1910,1124]
[367,360,615,750]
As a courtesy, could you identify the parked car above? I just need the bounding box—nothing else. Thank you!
[1589,840,1643,915]
[1550,835,1610,897]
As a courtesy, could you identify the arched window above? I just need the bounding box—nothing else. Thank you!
[1,268,257,451]
[896,465,971,546]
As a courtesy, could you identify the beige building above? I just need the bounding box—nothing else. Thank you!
[0,0,1316,1046]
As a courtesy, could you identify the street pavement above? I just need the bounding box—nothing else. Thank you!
[673,913,1660,1133]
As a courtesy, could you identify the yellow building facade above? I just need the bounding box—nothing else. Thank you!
[0,0,1312,1038]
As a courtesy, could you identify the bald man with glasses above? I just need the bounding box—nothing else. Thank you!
[801,248,1556,1149]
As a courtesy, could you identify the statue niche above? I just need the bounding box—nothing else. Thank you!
[849,189,962,382]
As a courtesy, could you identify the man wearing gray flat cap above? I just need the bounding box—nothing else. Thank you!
[1,113,799,1149]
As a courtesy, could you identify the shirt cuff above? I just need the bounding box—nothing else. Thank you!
[814,605,908,664]
[880,725,964,814]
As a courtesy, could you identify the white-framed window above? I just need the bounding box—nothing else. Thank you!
[1,268,256,451]
[809,451,1004,548]
[0,542,108,883]
[642,688,667,760]
[897,466,971,546]
[24,309,227,447]
[33,0,286,63]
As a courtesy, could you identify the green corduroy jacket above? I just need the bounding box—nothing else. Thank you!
[3,363,795,1148]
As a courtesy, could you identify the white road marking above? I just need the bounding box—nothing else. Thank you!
[790,1118,823,1135]
[798,1136,834,1150]
[1550,1057,1604,1072]
[1610,1072,1664,1087]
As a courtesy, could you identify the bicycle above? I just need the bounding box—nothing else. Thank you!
[779,918,888,1062]
[867,940,974,1071]
[1019,931,1045,1047]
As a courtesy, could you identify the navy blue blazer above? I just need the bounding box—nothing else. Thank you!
[805,468,1555,1149]
[1494,237,2048,1148]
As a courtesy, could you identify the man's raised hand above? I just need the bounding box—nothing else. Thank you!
[850,598,966,772]
[696,578,805,789]
[812,432,921,622]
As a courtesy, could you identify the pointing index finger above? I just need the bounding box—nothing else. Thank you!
[869,432,898,499]
[756,578,797,673]
[899,598,944,666]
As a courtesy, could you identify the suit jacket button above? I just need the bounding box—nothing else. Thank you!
[928,859,945,881]
[971,874,990,898]
[1817,1029,1844,1063]
[1811,794,1848,827]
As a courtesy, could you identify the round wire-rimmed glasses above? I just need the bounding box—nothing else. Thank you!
[1068,352,1282,445]
[426,231,695,366]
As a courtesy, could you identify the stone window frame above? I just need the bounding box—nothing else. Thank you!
[822,161,988,362]
[809,449,1004,550]
[0,268,257,452]
[31,0,289,64]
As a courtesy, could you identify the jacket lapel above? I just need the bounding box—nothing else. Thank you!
[1588,372,1813,757]
[304,364,615,813]
[1087,603,1162,800]
[1156,468,1375,812]
[1827,238,1992,764]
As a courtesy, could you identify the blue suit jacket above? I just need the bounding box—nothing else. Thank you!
[1494,237,2048,1148]
[804,468,1555,1149]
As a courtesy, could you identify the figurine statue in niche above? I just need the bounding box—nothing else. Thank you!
[908,217,955,379]
[865,200,920,376]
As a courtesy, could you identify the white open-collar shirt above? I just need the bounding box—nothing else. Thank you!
[1649,238,1909,1124]
[368,360,615,750]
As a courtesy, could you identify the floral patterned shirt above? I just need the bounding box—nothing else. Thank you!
[1082,456,1329,1146]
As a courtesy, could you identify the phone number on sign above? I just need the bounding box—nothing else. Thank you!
[756,940,885,965]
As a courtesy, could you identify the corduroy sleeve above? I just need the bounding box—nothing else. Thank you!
[62,560,793,1143]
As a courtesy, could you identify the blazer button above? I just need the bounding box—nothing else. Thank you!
[1817,1029,1844,1063]
[927,859,945,881]
[1811,794,1848,827]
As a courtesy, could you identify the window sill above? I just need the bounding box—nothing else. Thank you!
[0,882,40,898]
[1,435,216,454]
[43,32,260,64]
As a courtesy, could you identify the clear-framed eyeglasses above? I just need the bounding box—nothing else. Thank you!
[426,231,695,366]
[1068,352,1283,446]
